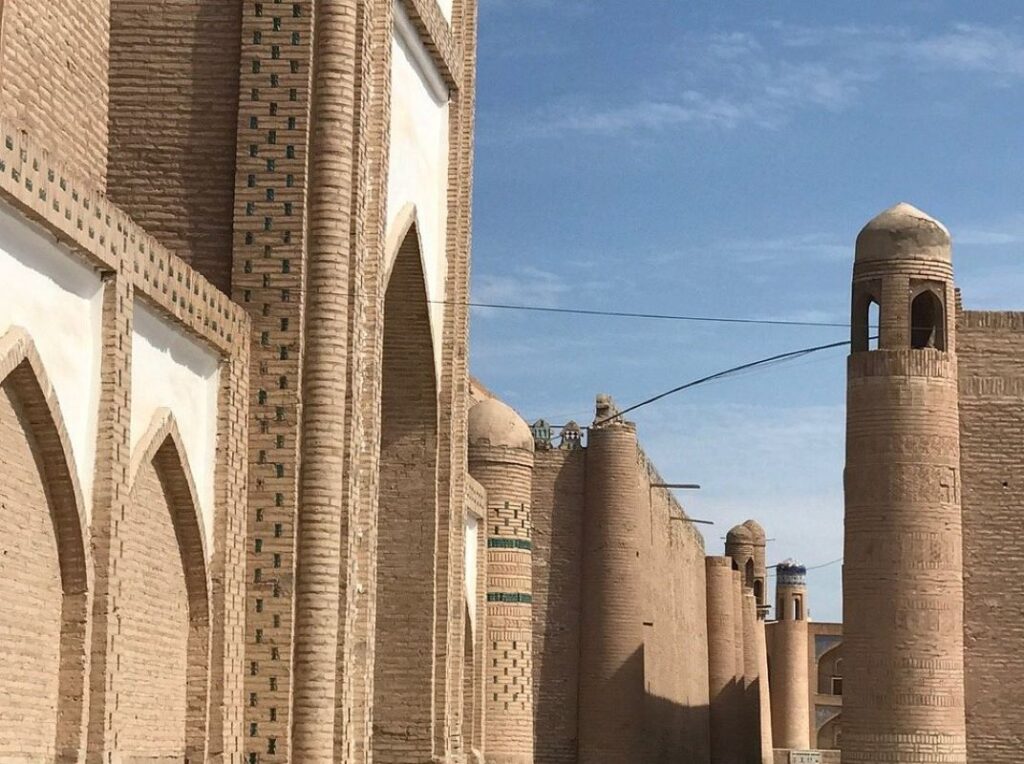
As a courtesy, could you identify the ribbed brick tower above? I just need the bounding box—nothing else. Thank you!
[579,410,643,763]
[706,556,742,764]
[844,202,966,763]
[771,561,809,750]
[468,398,536,764]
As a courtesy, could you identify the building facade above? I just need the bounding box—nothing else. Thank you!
[0,0,479,760]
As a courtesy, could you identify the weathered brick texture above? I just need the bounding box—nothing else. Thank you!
[107,0,242,293]
[0,0,109,184]
[373,225,439,763]
[844,204,967,763]
[531,448,585,764]
[0,384,63,760]
[958,309,1024,763]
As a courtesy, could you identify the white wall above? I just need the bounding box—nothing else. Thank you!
[131,301,220,554]
[436,0,453,23]
[0,202,104,518]
[388,0,451,379]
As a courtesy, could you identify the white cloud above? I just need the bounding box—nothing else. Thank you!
[511,21,1024,139]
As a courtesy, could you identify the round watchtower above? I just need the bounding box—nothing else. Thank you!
[468,398,536,764]
[844,202,966,763]
[771,560,810,751]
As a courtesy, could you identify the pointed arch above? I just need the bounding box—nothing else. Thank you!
[0,327,91,760]
[910,287,945,350]
[373,212,440,762]
[126,409,210,761]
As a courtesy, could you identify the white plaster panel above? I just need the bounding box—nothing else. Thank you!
[388,2,451,379]
[0,202,104,518]
[465,515,478,632]
[436,0,453,23]
[131,301,220,553]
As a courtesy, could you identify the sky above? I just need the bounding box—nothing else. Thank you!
[468,1,1024,623]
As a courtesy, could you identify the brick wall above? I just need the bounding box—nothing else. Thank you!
[0,0,109,185]
[958,309,1024,763]
[107,0,242,293]
[641,471,711,764]
[532,448,585,764]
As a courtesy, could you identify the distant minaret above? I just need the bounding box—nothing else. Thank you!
[771,561,809,751]
[843,203,966,763]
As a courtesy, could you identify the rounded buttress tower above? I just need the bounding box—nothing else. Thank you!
[468,399,536,764]
[578,413,644,763]
[771,561,810,751]
[705,556,742,764]
[743,519,768,612]
[844,202,966,763]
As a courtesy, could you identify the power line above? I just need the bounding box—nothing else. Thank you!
[434,298,850,328]
[592,337,853,426]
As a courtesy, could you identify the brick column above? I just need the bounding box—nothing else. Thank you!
[578,419,643,764]
[705,556,741,764]
[770,562,809,750]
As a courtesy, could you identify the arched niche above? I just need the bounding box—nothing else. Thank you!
[910,288,945,350]
[122,410,210,761]
[0,327,91,760]
[372,215,440,763]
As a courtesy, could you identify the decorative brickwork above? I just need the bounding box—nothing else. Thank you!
[0,0,109,185]
[0,116,249,761]
[844,204,967,763]
[468,399,536,764]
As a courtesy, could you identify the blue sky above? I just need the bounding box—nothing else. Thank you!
[468,1,1024,622]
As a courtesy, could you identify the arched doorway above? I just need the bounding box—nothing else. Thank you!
[372,220,439,763]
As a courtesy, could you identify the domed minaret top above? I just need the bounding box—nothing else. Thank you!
[855,202,951,263]
[468,397,535,452]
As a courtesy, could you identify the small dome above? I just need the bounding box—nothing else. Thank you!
[742,519,765,540]
[855,202,951,263]
[468,398,534,451]
[726,524,754,545]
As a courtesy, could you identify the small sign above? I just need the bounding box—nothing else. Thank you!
[790,753,822,764]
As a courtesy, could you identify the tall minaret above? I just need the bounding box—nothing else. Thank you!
[771,560,809,751]
[844,203,966,763]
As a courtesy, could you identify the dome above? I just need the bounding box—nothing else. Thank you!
[855,202,951,264]
[742,519,765,540]
[726,524,754,545]
[468,398,534,451]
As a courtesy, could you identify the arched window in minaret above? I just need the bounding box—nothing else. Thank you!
[910,289,945,350]
[852,286,880,352]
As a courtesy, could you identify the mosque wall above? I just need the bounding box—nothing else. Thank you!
[0,123,250,760]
